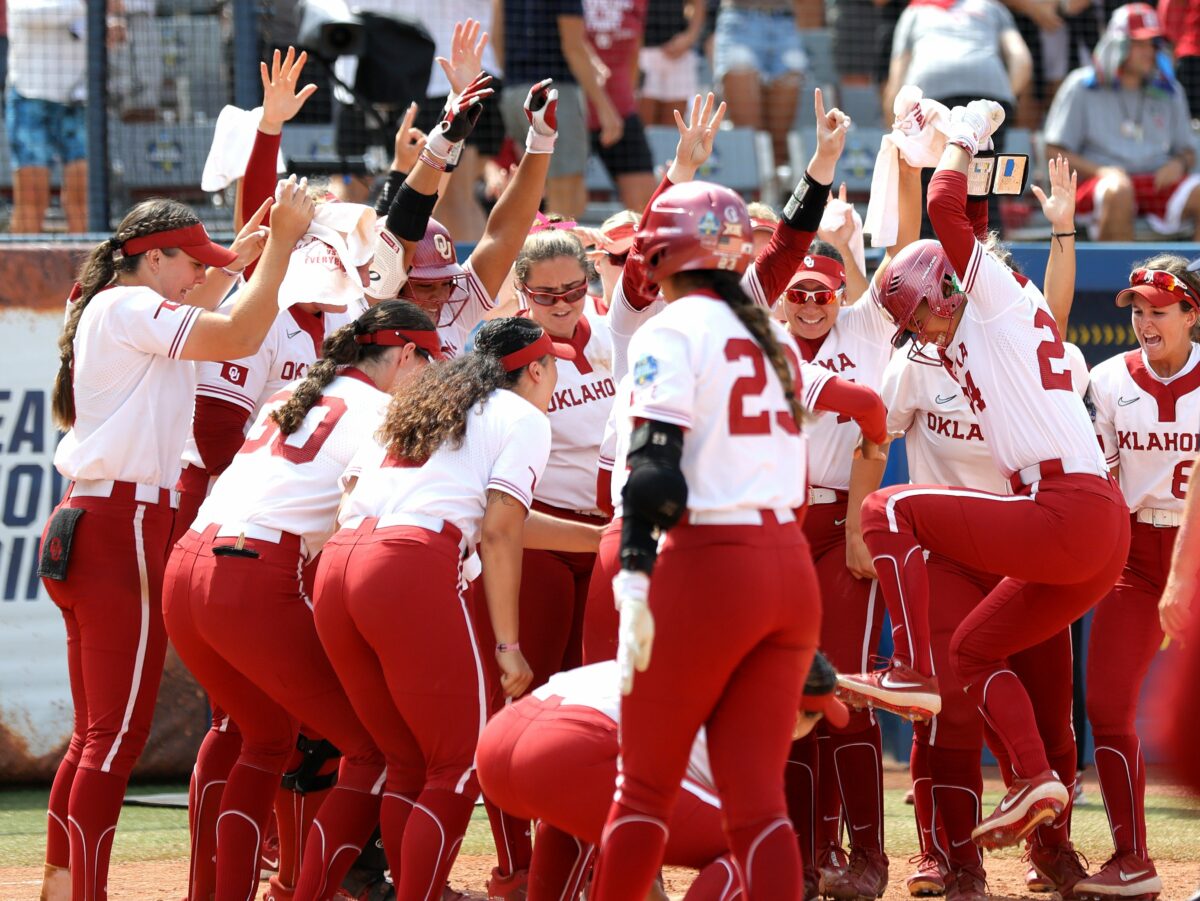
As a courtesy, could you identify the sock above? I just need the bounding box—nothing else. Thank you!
[964,669,1049,778]
[830,726,885,853]
[816,731,844,854]
[215,761,286,900]
[784,734,817,878]
[1092,734,1146,857]
[1034,743,1079,848]
[683,855,740,901]
[66,767,129,901]
[188,726,242,901]
[386,788,475,900]
[484,796,534,876]
[528,821,593,901]
[591,803,668,901]
[928,745,983,870]
[862,530,931,674]
[46,753,78,869]
[293,761,384,900]
[727,818,802,901]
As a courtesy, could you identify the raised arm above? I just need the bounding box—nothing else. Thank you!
[1031,154,1079,334]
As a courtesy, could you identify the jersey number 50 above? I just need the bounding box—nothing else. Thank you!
[725,338,801,436]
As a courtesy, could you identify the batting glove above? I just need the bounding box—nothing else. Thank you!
[425,72,494,166]
[524,78,559,154]
[946,104,991,156]
[967,99,1005,153]
[614,570,654,696]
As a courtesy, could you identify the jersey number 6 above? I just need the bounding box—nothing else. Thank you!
[725,338,800,436]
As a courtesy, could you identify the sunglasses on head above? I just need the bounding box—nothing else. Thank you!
[1130,268,1200,307]
[521,281,589,306]
[785,286,840,306]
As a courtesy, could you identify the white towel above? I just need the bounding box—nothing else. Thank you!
[201,105,287,193]
[819,198,867,281]
[275,197,378,311]
[863,86,952,248]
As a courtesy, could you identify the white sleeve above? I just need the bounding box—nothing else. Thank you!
[798,362,835,412]
[598,407,618,473]
[1064,343,1090,398]
[962,242,1025,321]
[627,321,695,429]
[844,280,897,347]
[112,289,203,360]
[740,263,773,310]
[340,437,386,492]
[488,411,552,509]
[194,333,274,413]
[460,259,498,328]
[1088,365,1120,469]
[608,278,662,381]
[880,353,918,436]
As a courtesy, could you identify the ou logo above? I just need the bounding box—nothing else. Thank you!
[433,233,454,261]
[228,366,241,381]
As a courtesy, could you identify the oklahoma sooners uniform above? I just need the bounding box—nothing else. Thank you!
[1082,343,1200,883]
[42,285,201,901]
[438,257,497,359]
[315,388,550,901]
[591,294,821,900]
[859,170,1129,794]
[164,370,391,901]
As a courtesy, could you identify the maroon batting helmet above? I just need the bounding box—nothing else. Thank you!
[877,239,964,348]
[635,181,754,283]
[400,218,471,326]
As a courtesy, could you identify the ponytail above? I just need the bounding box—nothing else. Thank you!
[52,199,202,430]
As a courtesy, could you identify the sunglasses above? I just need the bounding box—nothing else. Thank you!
[786,286,840,305]
[1130,268,1200,307]
[521,281,589,306]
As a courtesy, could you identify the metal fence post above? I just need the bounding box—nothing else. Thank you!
[85,0,109,233]
[232,0,260,110]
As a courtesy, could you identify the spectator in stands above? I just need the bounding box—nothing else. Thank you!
[712,0,808,169]
[498,0,622,219]
[639,0,705,127]
[1160,0,1200,119]
[0,1,8,109]
[6,0,90,233]
[1045,2,1200,240]
[583,0,656,212]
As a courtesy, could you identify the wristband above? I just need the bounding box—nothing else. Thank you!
[1051,230,1077,239]
[386,182,440,242]
[220,265,244,277]
[418,147,450,172]
[496,642,521,653]
[781,172,831,232]
[526,127,557,155]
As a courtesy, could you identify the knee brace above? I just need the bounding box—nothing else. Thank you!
[281,734,342,794]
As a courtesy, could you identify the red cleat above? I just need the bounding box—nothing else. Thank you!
[944,865,988,901]
[971,771,1068,850]
[906,852,948,896]
[823,847,889,900]
[1073,852,1163,898]
[836,661,941,721]
[486,868,528,901]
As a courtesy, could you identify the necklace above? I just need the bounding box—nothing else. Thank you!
[1117,84,1146,142]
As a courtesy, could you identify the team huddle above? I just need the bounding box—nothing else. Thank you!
[32,18,1200,901]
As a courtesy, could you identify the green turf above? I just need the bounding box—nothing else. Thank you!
[2,781,1198,870]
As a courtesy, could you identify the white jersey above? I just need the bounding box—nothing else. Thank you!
[626,294,831,513]
[800,287,896,490]
[193,370,388,556]
[534,662,719,802]
[439,259,495,359]
[884,341,1091,493]
[341,388,551,548]
[55,286,201,489]
[1089,344,1200,514]
[538,310,616,514]
[938,243,1107,480]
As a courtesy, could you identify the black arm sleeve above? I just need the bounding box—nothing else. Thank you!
[374,169,408,216]
[781,171,832,232]
[385,182,439,242]
[619,421,688,574]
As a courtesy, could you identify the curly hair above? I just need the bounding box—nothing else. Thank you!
[379,317,547,463]
[52,199,201,430]
[271,299,436,435]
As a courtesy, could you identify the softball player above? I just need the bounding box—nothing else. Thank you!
[1071,256,1200,898]
[476,653,848,901]
[36,185,310,901]
[312,318,588,901]
[839,101,1129,851]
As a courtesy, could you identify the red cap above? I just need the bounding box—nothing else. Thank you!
[355,327,446,360]
[1116,268,1200,310]
[499,330,576,372]
[788,254,847,293]
[122,223,238,269]
[1108,3,1163,40]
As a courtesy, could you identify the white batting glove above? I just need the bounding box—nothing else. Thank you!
[425,72,493,165]
[614,570,654,696]
[946,104,991,156]
[967,99,1005,153]
[524,78,559,154]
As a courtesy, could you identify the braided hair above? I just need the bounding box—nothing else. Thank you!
[271,299,437,435]
[52,199,201,430]
[676,269,805,429]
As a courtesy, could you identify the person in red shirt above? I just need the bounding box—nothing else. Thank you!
[1160,0,1200,118]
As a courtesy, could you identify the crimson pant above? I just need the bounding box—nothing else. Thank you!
[861,473,1128,778]
[1161,587,1200,795]
[1087,517,1175,859]
[314,520,485,901]
[163,526,385,901]
[591,514,820,901]
[582,518,622,664]
[41,481,175,901]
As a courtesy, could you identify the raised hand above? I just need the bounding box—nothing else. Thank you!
[425,72,494,162]
[226,198,272,273]
[1030,155,1077,233]
[524,78,559,153]
[392,102,427,173]
[670,92,726,182]
[269,176,315,245]
[818,183,857,249]
[436,18,489,97]
[809,88,850,185]
[260,47,318,135]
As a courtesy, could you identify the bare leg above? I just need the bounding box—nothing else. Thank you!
[616,172,657,213]
[764,73,803,170]
[62,160,88,233]
[1095,170,1135,242]
[12,165,50,233]
[432,146,487,243]
[1185,183,1200,242]
[720,69,764,131]
[545,173,586,220]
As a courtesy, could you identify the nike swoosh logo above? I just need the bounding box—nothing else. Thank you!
[287,329,302,338]
[1118,396,1140,406]
[834,517,847,526]
[998,784,1031,812]
[1120,870,1152,882]
[935,394,957,404]
[880,673,927,689]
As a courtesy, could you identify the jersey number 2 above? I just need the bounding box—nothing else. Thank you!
[1035,309,1072,392]
[725,338,800,436]
[241,395,348,464]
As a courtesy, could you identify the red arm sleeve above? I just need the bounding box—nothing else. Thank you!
[813,377,889,444]
[596,468,615,518]
[967,196,989,242]
[241,130,282,281]
[926,170,977,282]
[751,221,817,302]
[619,173,676,311]
[193,396,253,477]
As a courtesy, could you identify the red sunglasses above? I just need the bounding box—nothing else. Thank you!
[521,281,589,306]
[1130,268,1200,308]
[786,286,840,306]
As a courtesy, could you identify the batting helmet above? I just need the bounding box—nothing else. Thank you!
[635,181,754,283]
[399,218,471,326]
[877,239,963,348]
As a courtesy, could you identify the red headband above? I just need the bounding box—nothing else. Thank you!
[498,331,577,371]
[120,223,238,268]
[356,328,445,360]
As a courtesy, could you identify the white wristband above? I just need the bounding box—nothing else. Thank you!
[525,128,557,155]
